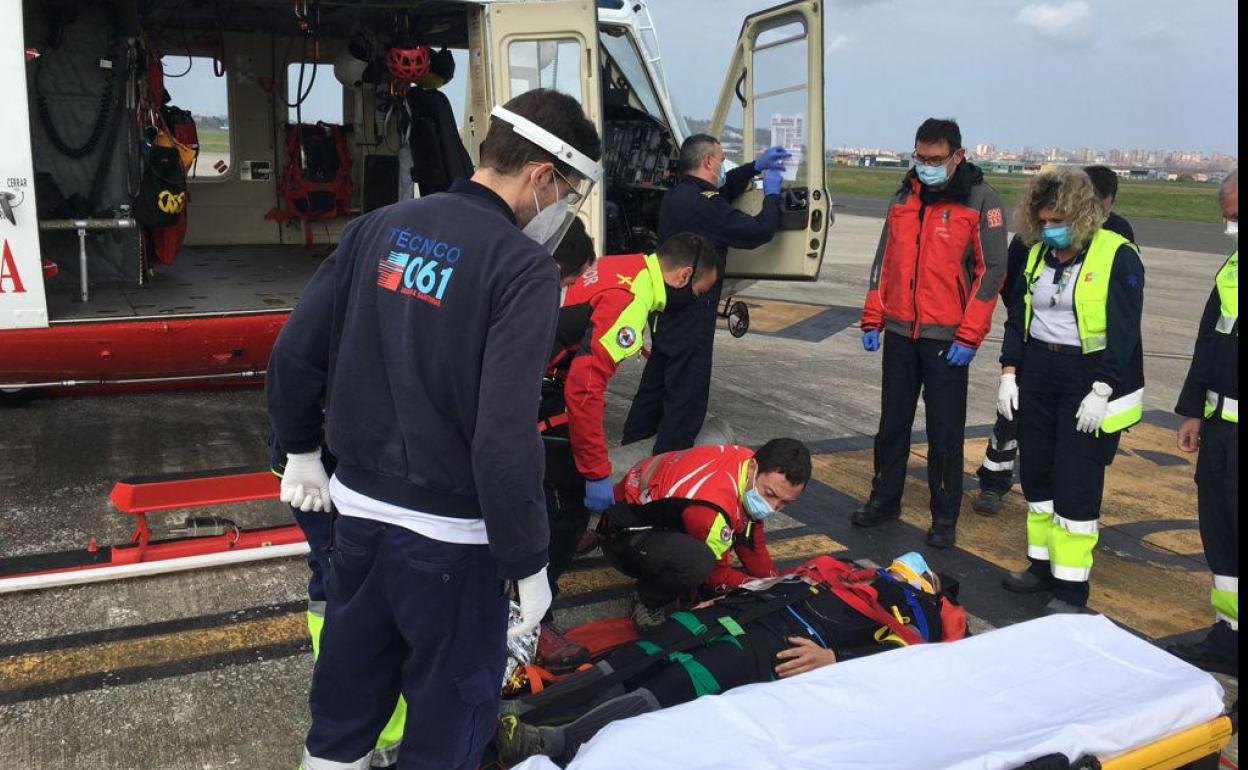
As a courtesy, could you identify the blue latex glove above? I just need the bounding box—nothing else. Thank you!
[862,329,880,351]
[755,146,792,172]
[762,169,783,196]
[583,476,615,512]
[946,342,976,366]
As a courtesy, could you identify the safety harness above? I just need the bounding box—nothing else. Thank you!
[266,122,353,245]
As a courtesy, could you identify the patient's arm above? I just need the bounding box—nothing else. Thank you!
[774,637,837,678]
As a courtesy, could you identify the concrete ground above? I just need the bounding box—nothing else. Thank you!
[0,212,1237,768]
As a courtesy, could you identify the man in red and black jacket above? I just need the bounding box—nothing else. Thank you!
[857,118,1008,549]
[537,232,722,668]
[601,438,812,630]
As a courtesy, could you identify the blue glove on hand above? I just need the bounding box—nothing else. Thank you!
[762,169,783,196]
[755,146,792,172]
[946,342,976,366]
[583,476,615,512]
[862,329,880,351]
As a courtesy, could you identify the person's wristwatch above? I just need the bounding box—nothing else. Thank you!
[1091,382,1112,398]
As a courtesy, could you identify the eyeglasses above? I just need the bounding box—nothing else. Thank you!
[528,161,585,207]
[911,152,952,167]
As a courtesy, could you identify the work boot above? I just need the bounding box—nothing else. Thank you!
[537,622,591,674]
[1166,622,1239,677]
[851,499,901,528]
[1001,570,1050,594]
[1043,597,1084,615]
[631,594,668,631]
[575,529,600,555]
[495,714,548,766]
[972,489,1004,516]
[926,522,956,549]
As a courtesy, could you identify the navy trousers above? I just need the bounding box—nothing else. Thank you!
[304,516,509,770]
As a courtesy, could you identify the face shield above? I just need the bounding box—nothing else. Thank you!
[490,105,601,252]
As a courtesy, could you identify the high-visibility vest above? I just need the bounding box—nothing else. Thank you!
[1022,228,1144,433]
[1204,251,1238,423]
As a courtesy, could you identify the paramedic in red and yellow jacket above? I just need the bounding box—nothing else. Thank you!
[855,118,1008,550]
[604,439,812,629]
[538,233,723,617]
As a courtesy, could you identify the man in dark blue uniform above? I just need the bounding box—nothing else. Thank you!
[621,134,789,452]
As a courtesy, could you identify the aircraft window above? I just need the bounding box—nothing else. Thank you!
[599,30,663,119]
[507,39,582,101]
[287,62,344,124]
[751,17,808,186]
[161,55,231,179]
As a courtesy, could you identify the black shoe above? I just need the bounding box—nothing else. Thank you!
[1166,622,1239,677]
[851,499,901,527]
[972,489,1005,516]
[1001,570,1050,594]
[925,523,956,549]
[1043,597,1085,615]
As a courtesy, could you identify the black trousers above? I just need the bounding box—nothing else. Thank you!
[1196,418,1238,630]
[976,412,1018,495]
[541,384,591,618]
[870,332,969,524]
[602,531,716,609]
[1017,345,1121,606]
[622,284,721,454]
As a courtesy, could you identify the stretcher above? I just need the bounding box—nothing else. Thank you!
[512,614,1233,770]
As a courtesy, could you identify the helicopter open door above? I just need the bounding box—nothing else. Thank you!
[480,0,604,252]
[710,0,829,280]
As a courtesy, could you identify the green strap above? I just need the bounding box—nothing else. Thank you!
[667,651,722,697]
[635,640,662,655]
[669,611,708,636]
[718,615,745,638]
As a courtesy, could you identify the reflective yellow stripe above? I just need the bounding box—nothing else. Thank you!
[1214,251,1237,334]
[1205,390,1239,423]
[597,254,666,363]
[702,512,734,560]
[1101,387,1143,433]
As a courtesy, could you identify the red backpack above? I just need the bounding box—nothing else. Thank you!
[266,122,353,245]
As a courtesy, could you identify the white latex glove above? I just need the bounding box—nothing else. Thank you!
[280,449,333,513]
[508,566,553,640]
[1075,382,1113,433]
[997,373,1019,420]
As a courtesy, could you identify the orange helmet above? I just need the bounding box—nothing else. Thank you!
[385,45,431,84]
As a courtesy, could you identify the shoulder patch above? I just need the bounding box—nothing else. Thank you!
[986,208,1004,228]
[616,326,637,349]
[700,190,720,199]
[719,525,733,544]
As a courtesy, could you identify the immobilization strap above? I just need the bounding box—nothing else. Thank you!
[523,593,804,724]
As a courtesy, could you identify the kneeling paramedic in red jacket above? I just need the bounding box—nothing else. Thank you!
[857,118,1007,550]
[537,231,723,669]
[600,438,812,631]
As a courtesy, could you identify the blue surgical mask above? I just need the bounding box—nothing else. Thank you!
[1041,224,1073,250]
[914,162,949,187]
[716,165,727,188]
[743,486,775,521]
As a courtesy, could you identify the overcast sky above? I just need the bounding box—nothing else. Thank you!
[648,0,1239,154]
[169,0,1238,156]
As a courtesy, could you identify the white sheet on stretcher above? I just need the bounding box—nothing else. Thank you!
[513,614,1224,770]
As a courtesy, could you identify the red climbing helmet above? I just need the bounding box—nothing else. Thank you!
[385,45,431,83]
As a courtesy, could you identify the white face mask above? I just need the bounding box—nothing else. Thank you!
[1226,220,1239,243]
[522,184,569,250]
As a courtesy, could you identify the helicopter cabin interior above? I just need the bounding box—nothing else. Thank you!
[23,0,686,323]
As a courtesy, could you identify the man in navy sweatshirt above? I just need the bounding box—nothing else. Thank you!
[268,88,601,770]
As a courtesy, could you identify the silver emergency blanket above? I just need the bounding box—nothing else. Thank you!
[502,601,540,693]
[513,614,1225,770]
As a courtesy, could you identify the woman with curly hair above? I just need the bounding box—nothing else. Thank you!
[997,167,1146,614]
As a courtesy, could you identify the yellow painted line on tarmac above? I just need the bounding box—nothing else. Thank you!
[3,532,841,695]
[0,612,308,692]
[813,420,1210,638]
[557,532,845,596]
[715,297,826,333]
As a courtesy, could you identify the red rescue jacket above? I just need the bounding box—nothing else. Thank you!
[860,162,1008,347]
[617,444,777,590]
